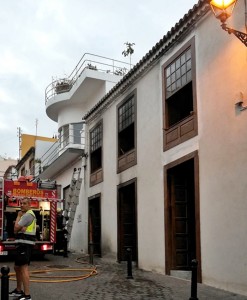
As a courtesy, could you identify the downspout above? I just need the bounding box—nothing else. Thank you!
[81,119,89,253]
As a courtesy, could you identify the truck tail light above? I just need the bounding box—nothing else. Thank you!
[41,244,53,251]
[0,245,4,252]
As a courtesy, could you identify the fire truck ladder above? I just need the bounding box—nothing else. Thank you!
[63,168,82,241]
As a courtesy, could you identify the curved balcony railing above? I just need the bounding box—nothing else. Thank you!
[45,53,132,104]
[30,123,85,177]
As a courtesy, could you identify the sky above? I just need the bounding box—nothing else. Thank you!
[0,0,198,159]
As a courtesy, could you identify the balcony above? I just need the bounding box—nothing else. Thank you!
[45,53,131,122]
[34,122,85,180]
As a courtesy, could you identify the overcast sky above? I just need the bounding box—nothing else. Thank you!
[0,0,198,160]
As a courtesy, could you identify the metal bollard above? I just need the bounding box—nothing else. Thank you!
[89,242,94,265]
[1,265,10,300]
[189,259,199,300]
[126,248,133,279]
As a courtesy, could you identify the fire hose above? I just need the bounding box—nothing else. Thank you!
[9,266,97,283]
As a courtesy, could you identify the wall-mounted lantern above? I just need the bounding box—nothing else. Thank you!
[209,0,247,47]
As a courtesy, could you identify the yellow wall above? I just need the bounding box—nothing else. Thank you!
[21,134,57,158]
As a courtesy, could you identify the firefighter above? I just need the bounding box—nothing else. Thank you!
[9,197,36,300]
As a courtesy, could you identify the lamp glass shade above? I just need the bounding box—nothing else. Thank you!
[210,0,237,22]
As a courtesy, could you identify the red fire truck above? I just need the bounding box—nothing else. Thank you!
[0,177,63,257]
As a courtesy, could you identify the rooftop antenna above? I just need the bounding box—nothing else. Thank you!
[17,127,22,160]
[35,118,38,136]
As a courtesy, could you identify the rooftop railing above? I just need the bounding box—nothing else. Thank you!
[45,53,131,104]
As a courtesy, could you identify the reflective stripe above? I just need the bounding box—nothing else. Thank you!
[15,239,35,245]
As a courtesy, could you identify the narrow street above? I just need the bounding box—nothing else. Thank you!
[1,252,246,300]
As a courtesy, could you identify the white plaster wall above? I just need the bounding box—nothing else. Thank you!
[81,82,107,113]
[57,104,85,129]
[47,71,125,254]
[85,65,167,271]
[87,108,118,256]
[51,160,87,253]
[196,2,247,295]
[133,66,165,273]
[105,80,118,93]
[149,4,247,294]
[49,72,122,127]
[86,91,139,258]
[57,79,118,129]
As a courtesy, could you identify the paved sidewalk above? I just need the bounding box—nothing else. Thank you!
[6,252,247,300]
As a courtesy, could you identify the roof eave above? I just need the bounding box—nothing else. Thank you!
[83,0,210,122]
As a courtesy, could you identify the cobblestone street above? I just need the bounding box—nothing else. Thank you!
[1,253,246,299]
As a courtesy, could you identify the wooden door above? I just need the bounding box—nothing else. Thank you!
[168,160,196,270]
[118,181,137,262]
[88,196,101,256]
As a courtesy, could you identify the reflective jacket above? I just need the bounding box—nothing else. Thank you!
[16,210,37,245]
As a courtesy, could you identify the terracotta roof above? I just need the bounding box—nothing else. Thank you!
[83,0,210,121]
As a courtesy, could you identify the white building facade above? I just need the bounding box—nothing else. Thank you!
[42,1,247,296]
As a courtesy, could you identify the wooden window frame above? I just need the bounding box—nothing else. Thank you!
[117,89,137,173]
[90,120,103,187]
[162,37,197,151]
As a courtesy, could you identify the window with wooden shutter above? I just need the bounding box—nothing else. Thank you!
[163,37,197,150]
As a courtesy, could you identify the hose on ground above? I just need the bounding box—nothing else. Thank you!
[75,255,92,265]
[9,267,97,283]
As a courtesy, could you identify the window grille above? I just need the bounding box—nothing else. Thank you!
[166,48,191,98]
[90,123,102,152]
[118,96,135,132]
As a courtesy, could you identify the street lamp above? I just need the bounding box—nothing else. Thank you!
[209,0,247,47]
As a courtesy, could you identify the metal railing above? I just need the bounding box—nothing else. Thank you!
[45,53,131,104]
[31,124,85,177]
